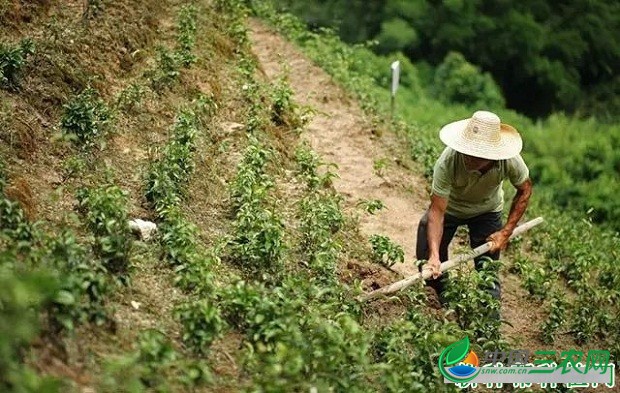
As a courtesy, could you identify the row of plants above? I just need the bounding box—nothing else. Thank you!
[137,74,225,390]
[202,4,472,391]
[97,2,228,390]
[144,98,226,358]
[147,4,199,91]
[0,164,63,392]
[0,161,128,390]
[294,143,343,281]
[227,138,286,281]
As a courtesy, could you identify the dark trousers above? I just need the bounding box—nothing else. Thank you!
[416,210,502,302]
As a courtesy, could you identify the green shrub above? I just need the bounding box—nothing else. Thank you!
[176,4,198,67]
[61,87,111,148]
[47,230,111,331]
[220,277,371,391]
[372,296,460,392]
[369,234,404,267]
[175,300,226,355]
[76,185,133,281]
[135,329,177,387]
[443,258,503,346]
[0,265,62,393]
[433,51,505,108]
[540,290,568,344]
[0,38,34,89]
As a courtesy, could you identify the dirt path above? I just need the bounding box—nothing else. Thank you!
[248,20,428,277]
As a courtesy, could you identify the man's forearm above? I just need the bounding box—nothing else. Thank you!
[427,208,444,260]
[503,180,532,233]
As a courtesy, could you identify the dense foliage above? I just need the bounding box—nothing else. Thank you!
[276,0,620,120]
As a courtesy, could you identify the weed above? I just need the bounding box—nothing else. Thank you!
[115,82,146,112]
[357,199,385,215]
[373,157,389,177]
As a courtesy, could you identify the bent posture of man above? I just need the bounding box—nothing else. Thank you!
[417,111,532,308]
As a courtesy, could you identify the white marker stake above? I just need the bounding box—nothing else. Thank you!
[390,60,400,119]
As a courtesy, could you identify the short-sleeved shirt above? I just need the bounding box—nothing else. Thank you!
[431,147,529,219]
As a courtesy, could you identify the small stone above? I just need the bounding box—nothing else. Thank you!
[130,301,141,310]
[128,219,157,241]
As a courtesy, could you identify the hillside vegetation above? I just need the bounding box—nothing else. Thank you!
[275,0,620,120]
[1,0,619,392]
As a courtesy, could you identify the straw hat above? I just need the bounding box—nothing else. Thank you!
[439,111,522,160]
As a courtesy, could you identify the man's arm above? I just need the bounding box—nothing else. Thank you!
[423,194,448,278]
[488,178,533,251]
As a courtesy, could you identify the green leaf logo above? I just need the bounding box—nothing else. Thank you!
[444,336,470,366]
[439,337,481,383]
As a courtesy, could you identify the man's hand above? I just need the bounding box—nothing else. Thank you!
[487,229,512,252]
[422,256,442,279]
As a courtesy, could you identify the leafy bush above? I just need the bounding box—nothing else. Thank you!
[149,47,181,91]
[135,329,177,386]
[176,4,198,67]
[227,140,286,279]
[443,258,504,347]
[0,265,61,393]
[60,87,111,148]
[220,277,371,391]
[369,234,404,267]
[294,143,337,191]
[47,230,111,331]
[372,295,460,392]
[433,52,505,108]
[175,300,226,355]
[298,193,343,280]
[540,290,568,344]
[143,101,219,296]
[229,201,286,277]
[146,107,199,213]
[76,185,133,281]
[0,38,34,89]
[269,71,311,129]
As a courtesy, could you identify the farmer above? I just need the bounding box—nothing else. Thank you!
[418,110,532,307]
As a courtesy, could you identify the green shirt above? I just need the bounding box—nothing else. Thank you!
[431,147,530,219]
